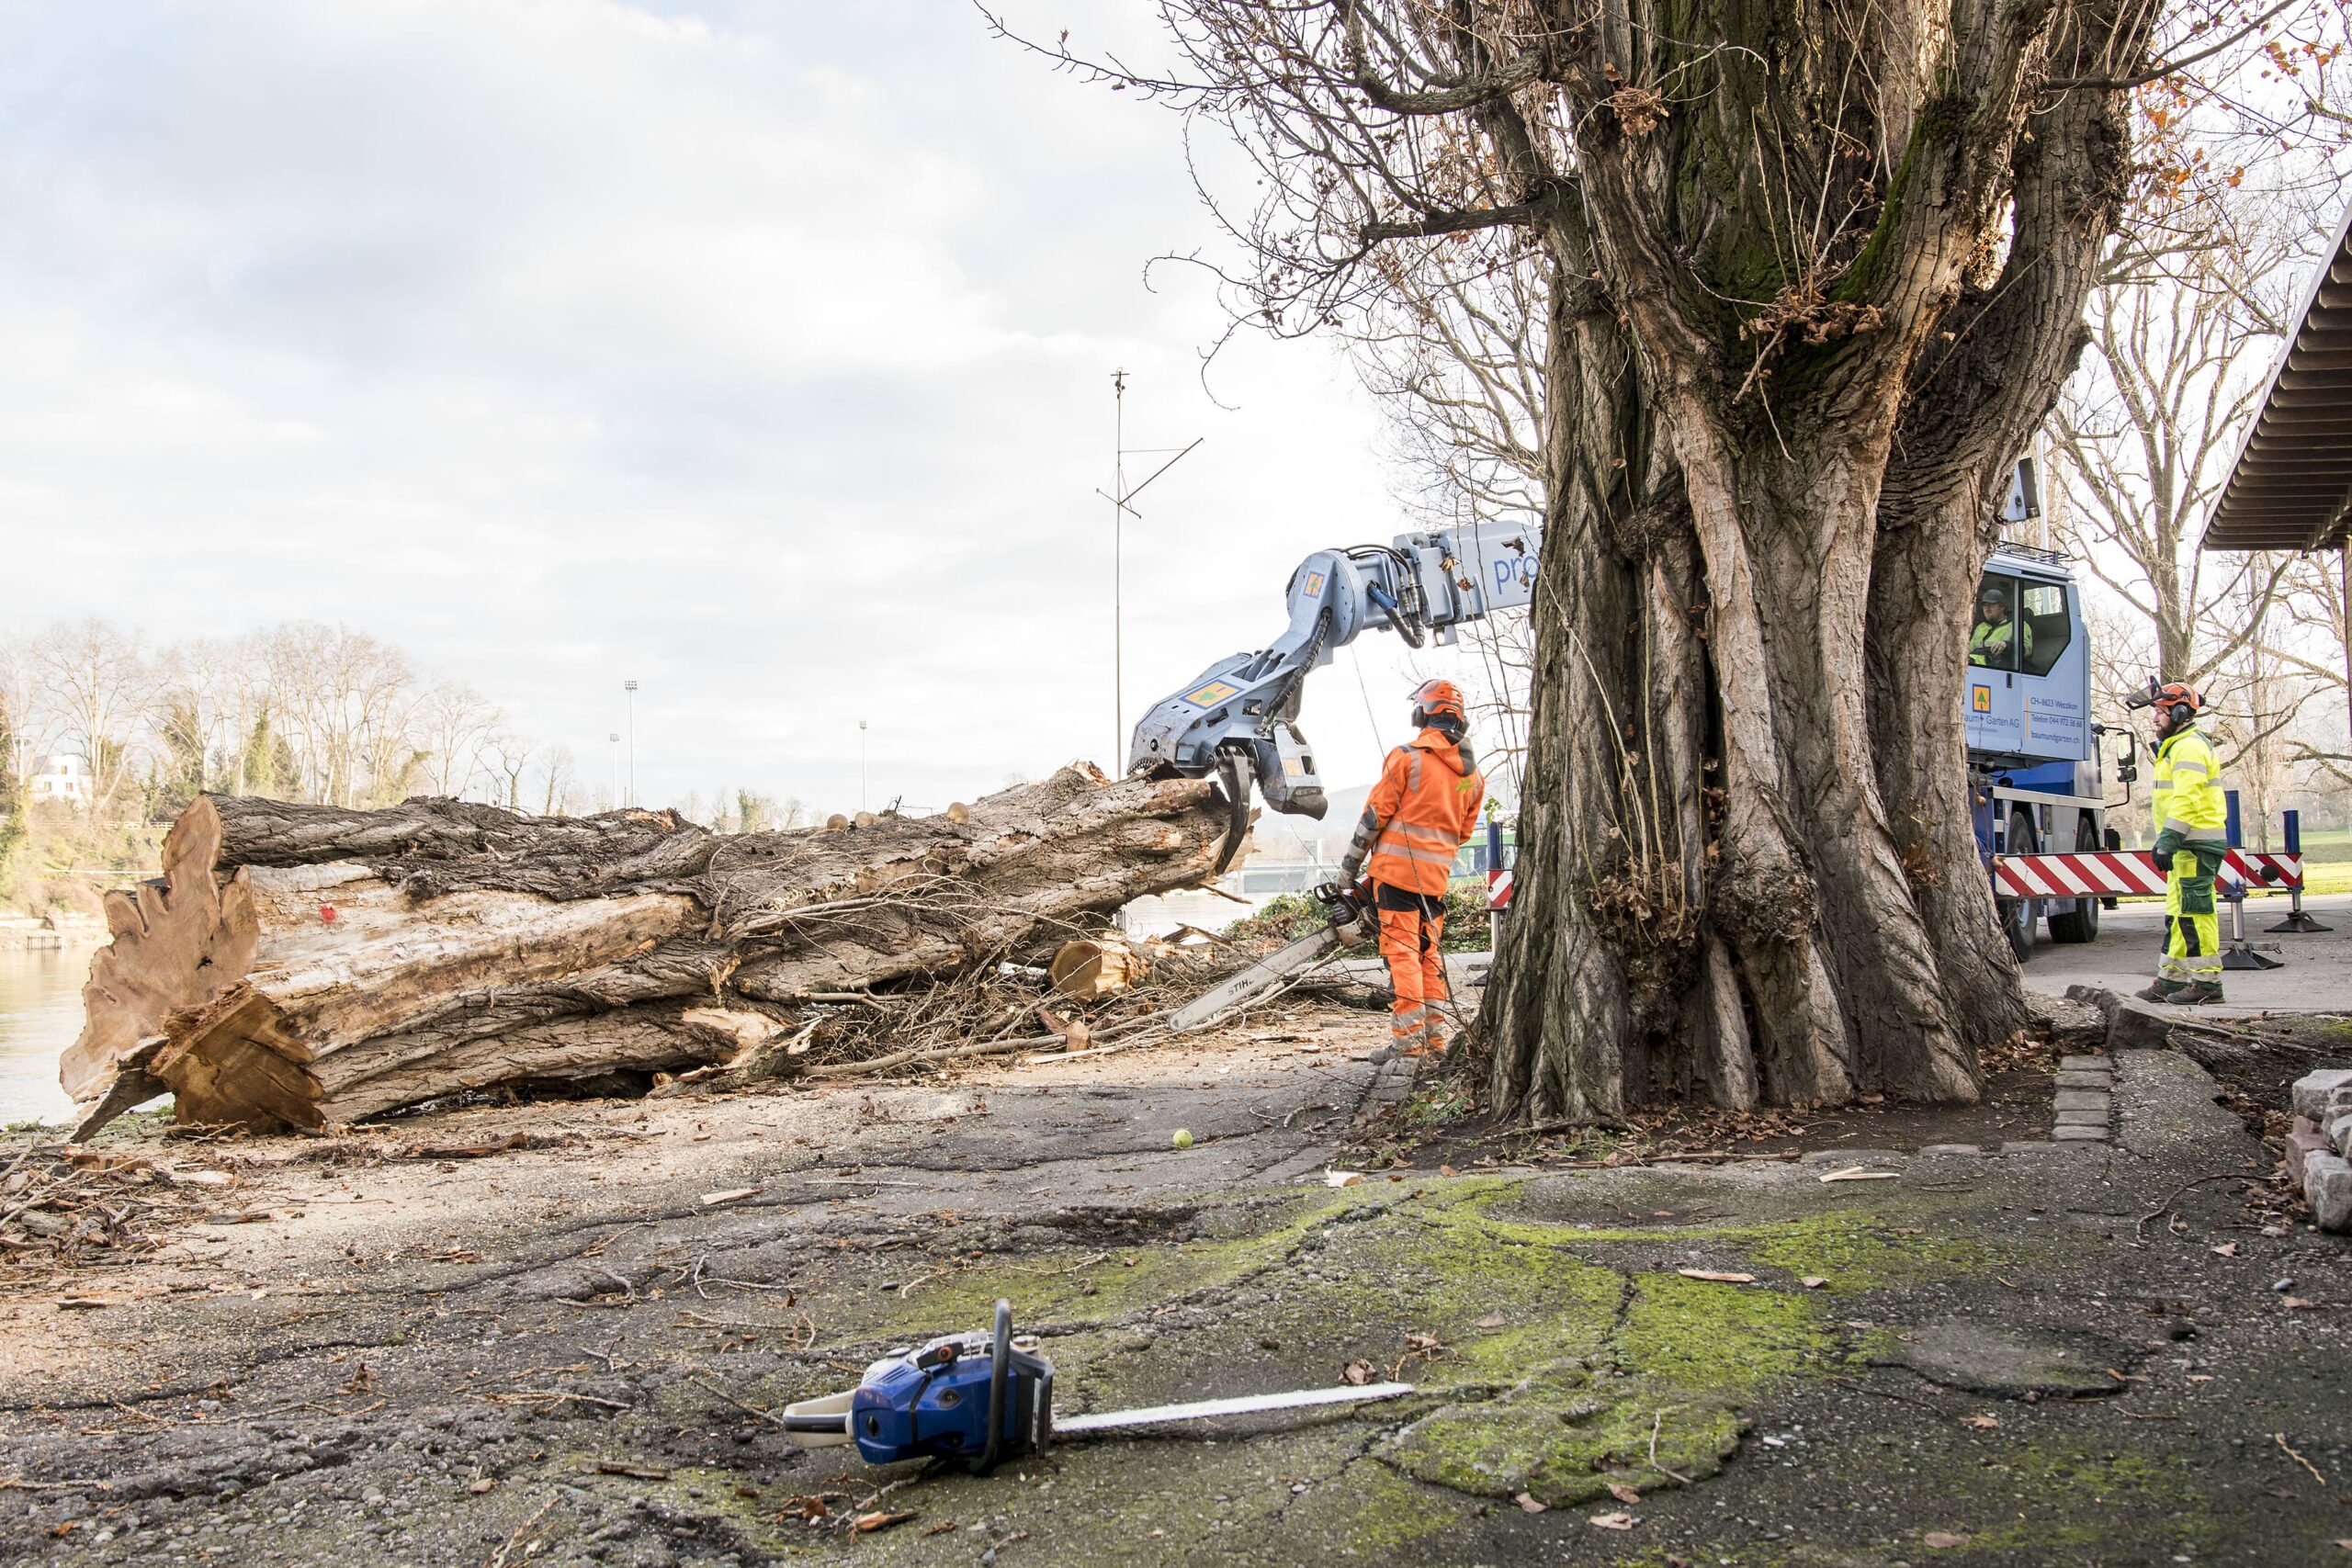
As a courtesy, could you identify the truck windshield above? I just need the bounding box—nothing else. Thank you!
[2016,579,2071,676]
[1968,574,2028,671]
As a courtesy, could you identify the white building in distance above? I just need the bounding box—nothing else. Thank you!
[29,753,92,806]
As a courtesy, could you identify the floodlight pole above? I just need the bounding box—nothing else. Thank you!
[623,681,639,807]
[1098,371,1202,769]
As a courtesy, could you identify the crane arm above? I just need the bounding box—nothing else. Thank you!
[1126,520,1541,872]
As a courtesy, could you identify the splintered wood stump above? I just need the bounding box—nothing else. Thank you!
[63,763,1227,1132]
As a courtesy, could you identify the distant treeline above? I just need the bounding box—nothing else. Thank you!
[0,619,801,835]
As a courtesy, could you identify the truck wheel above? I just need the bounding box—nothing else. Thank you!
[2000,807,2038,962]
[2047,818,2100,943]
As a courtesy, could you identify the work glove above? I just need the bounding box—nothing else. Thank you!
[2150,827,2186,866]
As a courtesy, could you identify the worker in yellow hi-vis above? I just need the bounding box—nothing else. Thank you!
[2131,681,2228,1005]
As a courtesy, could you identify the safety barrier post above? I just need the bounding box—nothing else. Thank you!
[2220,789,2285,971]
[2268,807,2332,934]
[1485,818,1506,953]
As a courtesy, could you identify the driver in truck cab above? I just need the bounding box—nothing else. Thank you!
[1337,680,1485,1058]
[1969,582,2033,667]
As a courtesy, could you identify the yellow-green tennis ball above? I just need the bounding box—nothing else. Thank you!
[1171,1129,1193,1149]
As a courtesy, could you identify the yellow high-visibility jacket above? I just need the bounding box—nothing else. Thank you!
[2153,725,2226,842]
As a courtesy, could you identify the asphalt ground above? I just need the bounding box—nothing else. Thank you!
[2016,891,2352,1019]
[1,998,2346,1567]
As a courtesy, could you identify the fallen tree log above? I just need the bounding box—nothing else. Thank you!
[63,763,1230,1133]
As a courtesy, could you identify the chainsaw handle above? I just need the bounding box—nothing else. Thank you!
[977,1298,1012,1473]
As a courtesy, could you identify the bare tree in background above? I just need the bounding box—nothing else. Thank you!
[0,639,50,794]
[2047,207,2302,703]
[2269,553,2352,786]
[418,682,503,797]
[535,742,578,817]
[33,618,154,815]
[259,625,424,807]
[481,730,532,811]
[1347,234,1548,798]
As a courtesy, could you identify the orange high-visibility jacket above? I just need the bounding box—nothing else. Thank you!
[1341,728,1486,897]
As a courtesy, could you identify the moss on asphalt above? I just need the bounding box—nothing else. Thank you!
[759,1171,2016,1521]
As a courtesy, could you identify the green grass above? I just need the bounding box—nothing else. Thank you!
[2301,860,2352,896]
[2290,826,2352,864]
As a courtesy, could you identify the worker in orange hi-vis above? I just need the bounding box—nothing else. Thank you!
[1336,679,1486,1056]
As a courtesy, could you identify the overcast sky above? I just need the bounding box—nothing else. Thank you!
[0,0,1524,818]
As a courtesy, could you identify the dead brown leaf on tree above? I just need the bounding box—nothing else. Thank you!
[1606,85,1669,135]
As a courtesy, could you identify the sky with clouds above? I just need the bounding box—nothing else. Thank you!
[0,0,1524,818]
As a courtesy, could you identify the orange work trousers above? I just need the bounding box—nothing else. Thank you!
[1374,885,1448,1054]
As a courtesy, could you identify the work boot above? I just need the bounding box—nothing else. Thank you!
[1422,1024,1451,1057]
[2134,980,2188,1004]
[2167,982,2227,1006]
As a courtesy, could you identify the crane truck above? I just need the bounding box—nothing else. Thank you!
[1963,459,2126,960]
[1125,460,2202,967]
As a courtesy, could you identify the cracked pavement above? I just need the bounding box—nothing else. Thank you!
[2,1002,2349,1566]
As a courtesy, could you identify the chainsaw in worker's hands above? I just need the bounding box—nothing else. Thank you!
[1164,878,1373,1034]
[782,1300,1412,1472]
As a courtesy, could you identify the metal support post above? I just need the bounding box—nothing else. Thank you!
[1485,819,1505,953]
[2219,790,2285,970]
[2267,807,2331,934]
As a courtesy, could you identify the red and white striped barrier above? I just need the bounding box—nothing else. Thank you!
[1487,866,1514,910]
[1992,850,2303,900]
[2222,851,2306,891]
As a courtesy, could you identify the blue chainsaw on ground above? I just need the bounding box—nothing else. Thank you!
[781,1301,1413,1472]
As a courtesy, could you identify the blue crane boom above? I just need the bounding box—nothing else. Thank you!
[1126,519,1540,869]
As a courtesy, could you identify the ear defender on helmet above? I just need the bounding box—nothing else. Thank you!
[2135,680,2202,732]
[1409,679,1466,724]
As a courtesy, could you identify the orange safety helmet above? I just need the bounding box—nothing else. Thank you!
[2129,679,2202,728]
[1410,679,1466,727]
[2154,681,2201,731]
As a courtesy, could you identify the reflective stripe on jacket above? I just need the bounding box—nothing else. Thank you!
[2152,725,2226,841]
[1340,728,1485,897]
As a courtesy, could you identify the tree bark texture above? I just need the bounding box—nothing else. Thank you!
[1440,0,2150,1119]
[63,765,1228,1131]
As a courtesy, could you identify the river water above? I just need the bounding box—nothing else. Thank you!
[0,946,88,1127]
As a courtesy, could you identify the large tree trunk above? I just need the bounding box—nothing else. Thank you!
[65,764,1228,1131]
[1477,0,2147,1121]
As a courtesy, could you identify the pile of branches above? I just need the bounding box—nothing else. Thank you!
[0,1143,240,1292]
[687,928,1280,1086]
